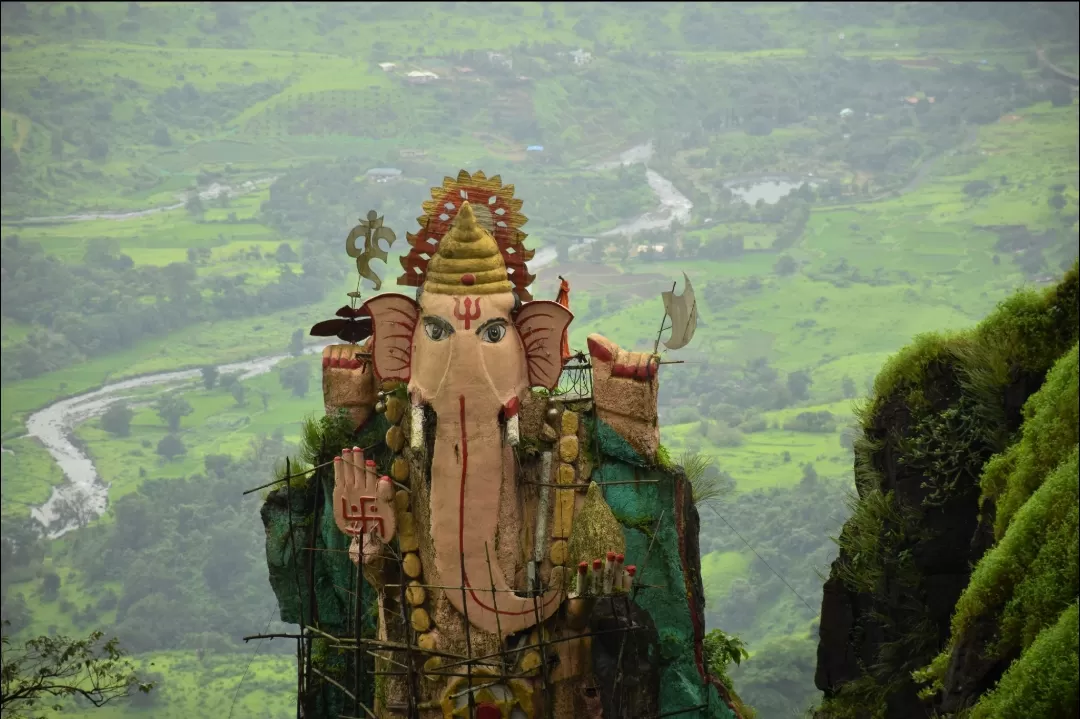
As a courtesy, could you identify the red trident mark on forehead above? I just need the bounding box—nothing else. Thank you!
[453,297,482,330]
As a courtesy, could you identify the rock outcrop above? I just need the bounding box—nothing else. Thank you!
[815,264,1078,718]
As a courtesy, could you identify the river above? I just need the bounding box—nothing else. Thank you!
[17,145,692,537]
[12,177,277,225]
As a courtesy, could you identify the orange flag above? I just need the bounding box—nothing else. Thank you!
[556,276,571,364]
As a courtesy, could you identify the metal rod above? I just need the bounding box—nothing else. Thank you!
[312,665,356,702]
[613,509,667,711]
[359,670,554,680]
[311,667,377,719]
[382,582,569,593]
[304,626,467,660]
[656,703,710,718]
[557,360,683,372]
[354,540,364,718]
[458,534,475,716]
[523,480,660,488]
[432,624,647,672]
[484,542,509,677]
[531,590,553,719]
[653,281,677,354]
[304,455,325,707]
[284,457,306,716]
[397,539,419,719]
[241,459,331,495]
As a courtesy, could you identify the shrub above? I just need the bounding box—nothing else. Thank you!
[156,434,187,461]
[100,403,134,437]
[783,411,837,433]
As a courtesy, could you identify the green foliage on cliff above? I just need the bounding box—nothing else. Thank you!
[914,344,1078,715]
[821,263,1079,717]
[981,344,1079,538]
[968,601,1079,719]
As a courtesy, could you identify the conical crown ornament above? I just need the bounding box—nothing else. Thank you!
[423,201,513,296]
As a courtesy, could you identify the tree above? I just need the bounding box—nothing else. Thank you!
[1048,83,1072,108]
[787,370,813,401]
[842,375,857,399]
[800,462,819,490]
[41,573,60,602]
[200,365,218,390]
[52,488,97,530]
[151,126,171,147]
[185,193,205,218]
[156,434,187,461]
[1,621,153,715]
[702,628,749,690]
[962,180,993,198]
[154,394,193,432]
[288,328,304,357]
[1048,193,1067,211]
[229,382,247,407]
[275,243,299,264]
[99,403,134,437]
[50,131,63,160]
[773,254,797,276]
[203,454,232,479]
[554,238,570,263]
[278,362,310,398]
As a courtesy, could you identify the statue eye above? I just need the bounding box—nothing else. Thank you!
[481,323,507,344]
[423,317,453,342]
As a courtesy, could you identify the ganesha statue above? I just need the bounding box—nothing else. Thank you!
[260,171,742,719]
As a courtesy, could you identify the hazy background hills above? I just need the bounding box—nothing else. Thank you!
[1,2,1077,717]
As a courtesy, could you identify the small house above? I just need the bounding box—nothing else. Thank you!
[570,49,593,67]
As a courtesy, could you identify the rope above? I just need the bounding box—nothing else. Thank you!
[227,602,280,719]
[703,500,819,616]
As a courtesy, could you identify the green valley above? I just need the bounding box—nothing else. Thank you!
[2,2,1077,718]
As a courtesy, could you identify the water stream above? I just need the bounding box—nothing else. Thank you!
[17,146,692,536]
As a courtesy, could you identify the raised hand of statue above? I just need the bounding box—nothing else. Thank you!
[333,447,396,565]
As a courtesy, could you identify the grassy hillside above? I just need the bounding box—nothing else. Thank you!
[1,2,1077,717]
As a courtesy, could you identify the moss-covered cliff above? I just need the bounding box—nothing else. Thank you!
[815,263,1078,718]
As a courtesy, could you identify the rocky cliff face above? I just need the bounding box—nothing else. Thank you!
[815,264,1078,718]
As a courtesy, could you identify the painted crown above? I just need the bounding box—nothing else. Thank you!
[423,201,513,296]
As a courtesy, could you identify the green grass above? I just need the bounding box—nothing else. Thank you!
[702,550,753,602]
[0,435,67,511]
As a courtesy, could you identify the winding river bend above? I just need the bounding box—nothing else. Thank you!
[17,145,692,537]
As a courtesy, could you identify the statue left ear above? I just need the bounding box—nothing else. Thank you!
[514,300,574,390]
[361,294,420,382]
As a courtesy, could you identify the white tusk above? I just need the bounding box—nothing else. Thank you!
[410,403,425,450]
[506,414,520,447]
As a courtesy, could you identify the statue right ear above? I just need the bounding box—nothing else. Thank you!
[361,294,420,382]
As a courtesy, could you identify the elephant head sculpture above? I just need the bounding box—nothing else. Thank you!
[362,201,573,637]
